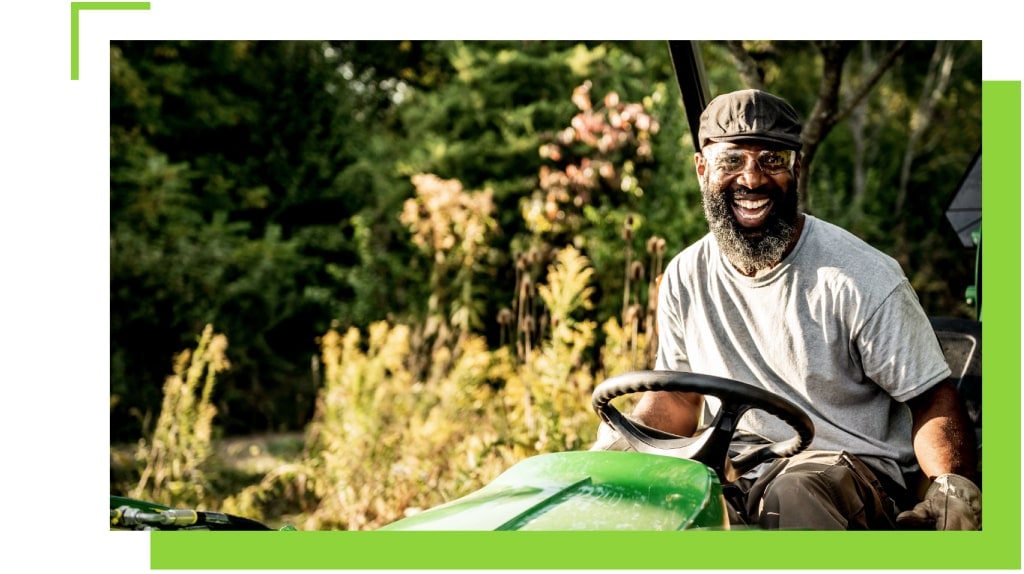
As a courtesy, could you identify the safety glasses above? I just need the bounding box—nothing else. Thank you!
[704,148,796,175]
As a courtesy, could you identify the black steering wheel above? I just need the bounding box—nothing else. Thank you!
[592,370,814,483]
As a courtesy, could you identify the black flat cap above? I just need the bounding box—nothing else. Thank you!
[698,89,803,150]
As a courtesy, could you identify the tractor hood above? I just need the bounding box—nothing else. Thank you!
[380,450,726,531]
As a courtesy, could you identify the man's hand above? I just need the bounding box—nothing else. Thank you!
[896,473,981,530]
[589,422,634,451]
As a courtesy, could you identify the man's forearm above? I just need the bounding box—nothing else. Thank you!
[908,381,977,481]
[632,390,703,437]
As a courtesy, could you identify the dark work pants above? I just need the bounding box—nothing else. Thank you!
[722,451,909,530]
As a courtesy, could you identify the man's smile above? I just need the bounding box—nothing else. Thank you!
[731,194,772,228]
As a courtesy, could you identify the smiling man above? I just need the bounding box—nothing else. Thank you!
[593,89,981,530]
[696,89,804,277]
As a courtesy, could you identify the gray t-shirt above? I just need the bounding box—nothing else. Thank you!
[654,215,951,486]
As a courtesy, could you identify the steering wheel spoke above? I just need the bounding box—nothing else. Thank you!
[592,370,814,483]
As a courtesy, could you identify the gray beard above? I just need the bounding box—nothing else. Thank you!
[700,176,799,275]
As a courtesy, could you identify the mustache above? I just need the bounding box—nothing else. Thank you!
[728,185,779,200]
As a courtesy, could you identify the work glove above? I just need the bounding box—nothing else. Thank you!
[896,473,981,530]
[589,421,634,451]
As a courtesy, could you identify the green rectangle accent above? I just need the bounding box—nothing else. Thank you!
[151,530,998,570]
[151,80,1020,571]
[980,79,1022,557]
[70,2,150,80]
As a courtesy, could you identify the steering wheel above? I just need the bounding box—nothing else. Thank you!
[592,370,814,483]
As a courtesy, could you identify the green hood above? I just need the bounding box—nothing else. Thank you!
[381,450,726,531]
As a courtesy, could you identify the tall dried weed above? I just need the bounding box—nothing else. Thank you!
[128,324,228,507]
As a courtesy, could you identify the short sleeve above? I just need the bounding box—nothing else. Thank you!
[857,280,952,402]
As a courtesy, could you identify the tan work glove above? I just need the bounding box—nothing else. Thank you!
[589,421,634,451]
[896,473,981,530]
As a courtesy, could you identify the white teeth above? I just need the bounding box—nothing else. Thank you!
[735,198,769,209]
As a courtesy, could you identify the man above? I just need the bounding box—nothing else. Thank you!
[593,89,981,530]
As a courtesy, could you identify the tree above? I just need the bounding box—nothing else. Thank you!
[110,41,428,438]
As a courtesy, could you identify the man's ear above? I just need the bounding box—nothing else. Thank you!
[694,152,706,177]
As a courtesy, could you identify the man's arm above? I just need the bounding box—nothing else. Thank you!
[897,380,981,530]
[906,380,977,480]
[632,390,704,436]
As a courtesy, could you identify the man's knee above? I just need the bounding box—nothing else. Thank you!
[759,463,863,529]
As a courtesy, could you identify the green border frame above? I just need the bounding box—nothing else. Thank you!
[70,2,150,80]
[148,81,1021,570]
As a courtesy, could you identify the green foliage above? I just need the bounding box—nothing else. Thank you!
[110,41,423,439]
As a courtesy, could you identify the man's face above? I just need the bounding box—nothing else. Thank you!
[695,142,801,275]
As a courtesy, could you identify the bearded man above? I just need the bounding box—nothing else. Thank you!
[593,89,981,531]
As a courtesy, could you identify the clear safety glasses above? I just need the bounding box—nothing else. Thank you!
[704,148,796,175]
